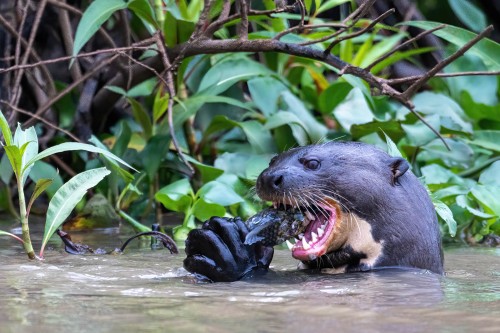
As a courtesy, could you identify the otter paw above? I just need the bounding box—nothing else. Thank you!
[184,216,274,282]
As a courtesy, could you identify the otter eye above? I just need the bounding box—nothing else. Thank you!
[302,159,320,170]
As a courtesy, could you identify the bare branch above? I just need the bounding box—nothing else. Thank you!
[365,24,446,71]
[388,71,500,85]
[238,0,249,40]
[402,25,495,99]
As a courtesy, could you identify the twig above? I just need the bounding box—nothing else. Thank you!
[343,0,377,24]
[365,24,446,71]
[274,23,347,40]
[388,71,500,85]
[401,25,494,99]
[155,33,194,175]
[296,0,306,32]
[0,101,81,142]
[24,54,120,127]
[238,0,249,40]
[0,43,155,74]
[323,9,395,55]
[57,3,83,87]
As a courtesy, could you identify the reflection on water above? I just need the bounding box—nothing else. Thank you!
[0,228,499,333]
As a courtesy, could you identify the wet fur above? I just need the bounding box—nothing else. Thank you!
[256,141,444,274]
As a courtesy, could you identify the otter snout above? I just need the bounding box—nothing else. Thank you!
[256,169,285,197]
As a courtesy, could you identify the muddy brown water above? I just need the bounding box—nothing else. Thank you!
[1,225,499,333]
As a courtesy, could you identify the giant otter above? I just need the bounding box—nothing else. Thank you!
[184,142,444,282]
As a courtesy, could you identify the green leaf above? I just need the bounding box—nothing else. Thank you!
[433,199,458,237]
[0,110,13,146]
[128,0,158,28]
[333,88,375,131]
[198,181,244,207]
[40,167,111,257]
[456,195,495,219]
[466,130,500,152]
[28,161,64,197]
[23,142,136,174]
[471,185,500,220]
[359,34,405,68]
[4,145,23,178]
[448,0,487,33]
[27,178,54,215]
[247,77,288,117]
[265,111,309,146]
[0,154,13,184]
[155,178,193,213]
[138,135,170,180]
[183,155,224,183]
[72,0,129,57]
[317,0,351,14]
[401,21,500,70]
[479,161,500,187]
[128,98,153,139]
[384,133,403,158]
[111,121,132,157]
[13,124,38,185]
[192,198,225,221]
[197,58,272,95]
[88,136,135,183]
[318,82,353,114]
[419,138,474,168]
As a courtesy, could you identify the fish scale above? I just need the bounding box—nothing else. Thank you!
[243,207,307,246]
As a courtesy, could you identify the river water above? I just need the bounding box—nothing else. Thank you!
[1,227,499,333]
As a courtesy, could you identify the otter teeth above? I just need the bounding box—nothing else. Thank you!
[317,228,324,237]
[302,237,311,250]
[311,232,318,243]
[298,233,304,240]
[305,211,315,221]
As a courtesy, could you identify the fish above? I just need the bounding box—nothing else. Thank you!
[244,207,308,246]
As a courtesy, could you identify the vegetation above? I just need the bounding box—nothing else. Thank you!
[0,0,499,258]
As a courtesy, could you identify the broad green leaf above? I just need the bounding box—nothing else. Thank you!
[198,58,272,95]
[0,110,13,145]
[421,164,463,185]
[192,198,225,221]
[27,178,54,215]
[419,139,474,169]
[318,82,353,114]
[198,181,244,207]
[204,116,277,154]
[471,185,500,220]
[155,178,193,213]
[111,121,132,157]
[479,161,500,187]
[402,21,500,70]
[466,130,500,152]
[28,161,64,197]
[461,91,500,121]
[281,91,328,143]
[265,111,309,146]
[412,92,472,134]
[24,142,136,174]
[138,135,170,180]
[183,155,224,183]
[0,154,13,184]
[456,195,496,219]
[128,98,153,139]
[351,120,403,141]
[172,95,254,129]
[128,0,158,28]
[214,152,272,180]
[370,47,435,75]
[73,0,128,57]
[433,199,457,237]
[448,0,487,33]
[247,77,288,117]
[40,167,111,256]
[333,88,375,131]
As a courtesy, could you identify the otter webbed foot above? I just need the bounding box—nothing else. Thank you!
[184,217,274,282]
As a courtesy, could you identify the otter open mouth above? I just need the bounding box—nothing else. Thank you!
[276,200,340,261]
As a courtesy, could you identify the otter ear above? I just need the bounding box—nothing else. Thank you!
[389,157,409,185]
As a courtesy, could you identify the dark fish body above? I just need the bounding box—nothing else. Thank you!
[244,207,306,246]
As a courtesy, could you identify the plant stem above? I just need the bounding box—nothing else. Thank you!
[17,178,36,259]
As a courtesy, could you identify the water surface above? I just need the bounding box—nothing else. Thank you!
[1,227,499,333]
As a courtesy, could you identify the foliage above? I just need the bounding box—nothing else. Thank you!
[0,110,132,259]
[2,0,500,252]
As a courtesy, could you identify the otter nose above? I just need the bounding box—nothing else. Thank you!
[258,170,285,192]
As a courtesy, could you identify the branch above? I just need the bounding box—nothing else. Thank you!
[401,25,495,99]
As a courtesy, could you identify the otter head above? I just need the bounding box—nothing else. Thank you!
[256,141,442,273]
